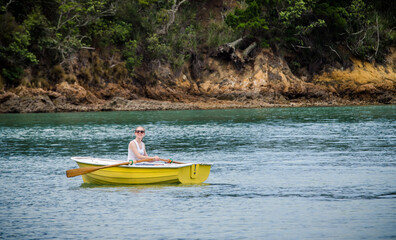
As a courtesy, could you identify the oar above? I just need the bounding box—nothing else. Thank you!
[66,161,131,178]
[159,158,184,164]
[66,158,184,178]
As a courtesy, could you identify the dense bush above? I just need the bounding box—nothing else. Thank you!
[0,0,395,87]
[225,0,396,74]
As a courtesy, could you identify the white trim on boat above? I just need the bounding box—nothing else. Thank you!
[71,157,211,168]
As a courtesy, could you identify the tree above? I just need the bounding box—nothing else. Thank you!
[225,0,269,38]
[0,12,38,85]
[158,0,188,35]
[49,0,116,62]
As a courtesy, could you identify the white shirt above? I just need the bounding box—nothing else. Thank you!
[128,139,145,161]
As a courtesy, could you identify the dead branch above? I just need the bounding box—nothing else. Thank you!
[291,44,311,50]
[159,0,188,35]
[242,42,257,59]
[5,0,15,10]
[327,45,341,60]
[227,38,243,49]
[216,38,256,69]
[374,14,380,58]
[350,29,364,35]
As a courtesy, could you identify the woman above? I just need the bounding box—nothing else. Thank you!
[128,126,160,165]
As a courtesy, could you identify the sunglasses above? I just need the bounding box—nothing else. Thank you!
[135,130,145,134]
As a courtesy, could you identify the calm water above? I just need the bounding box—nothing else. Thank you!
[1,106,395,239]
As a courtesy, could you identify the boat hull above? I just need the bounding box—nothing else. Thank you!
[72,157,211,184]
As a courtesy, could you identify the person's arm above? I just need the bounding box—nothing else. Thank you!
[143,144,149,157]
[129,141,159,161]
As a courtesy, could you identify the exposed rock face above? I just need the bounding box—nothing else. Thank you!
[173,48,395,105]
[313,57,396,104]
[197,49,320,102]
[0,87,56,113]
[0,48,395,113]
[55,82,101,105]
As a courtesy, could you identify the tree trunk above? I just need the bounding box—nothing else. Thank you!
[217,38,243,57]
[227,38,243,49]
[242,42,257,59]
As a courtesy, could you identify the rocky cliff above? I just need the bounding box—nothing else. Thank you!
[1,47,395,113]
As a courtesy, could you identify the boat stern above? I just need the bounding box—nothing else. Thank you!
[177,164,211,184]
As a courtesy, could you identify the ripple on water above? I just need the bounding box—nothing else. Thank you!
[1,106,395,239]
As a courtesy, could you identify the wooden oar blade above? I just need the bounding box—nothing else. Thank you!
[66,166,101,178]
[66,161,130,178]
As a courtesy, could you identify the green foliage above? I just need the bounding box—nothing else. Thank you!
[224,0,394,73]
[123,40,142,76]
[49,0,116,61]
[342,0,383,60]
[279,0,308,26]
[225,0,269,35]
[145,31,188,70]
[115,0,157,36]
[0,12,38,85]
[295,19,326,36]
[1,67,24,83]
[314,3,348,32]
[1,0,395,87]
[147,33,172,60]
[162,7,200,70]
[205,21,240,48]
[90,19,133,47]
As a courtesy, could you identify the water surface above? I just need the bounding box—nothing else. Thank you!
[1,106,395,239]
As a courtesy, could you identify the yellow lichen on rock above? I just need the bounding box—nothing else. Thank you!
[314,58,396,93]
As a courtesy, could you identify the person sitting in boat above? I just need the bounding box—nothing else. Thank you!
[128,126,160,165]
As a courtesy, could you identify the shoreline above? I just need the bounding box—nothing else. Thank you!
[0,95,392,114]
[1,47,394,114]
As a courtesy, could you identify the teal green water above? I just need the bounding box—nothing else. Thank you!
[1,106,395,239]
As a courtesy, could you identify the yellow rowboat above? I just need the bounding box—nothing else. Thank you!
[71,157,211,184]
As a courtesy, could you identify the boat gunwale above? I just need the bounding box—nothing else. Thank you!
[71,157,212,169]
